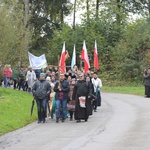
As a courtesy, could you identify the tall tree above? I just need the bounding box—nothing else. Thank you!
[0,0,28,65]
[96,0,100,20]
[73,0,77,29]
[26,0,72,53]
[86,0,90,21]
[24,0,29,52]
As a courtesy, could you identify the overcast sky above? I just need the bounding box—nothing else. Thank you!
[64,0,142,26]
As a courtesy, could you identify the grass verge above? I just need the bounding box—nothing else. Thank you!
[102,85,144,96]
[0,88,37,136]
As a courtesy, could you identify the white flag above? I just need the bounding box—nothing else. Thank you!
[71,44,76,70]
[28,52,47,69]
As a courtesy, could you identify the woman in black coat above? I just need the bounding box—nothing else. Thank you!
[86,76,95,116]
[144,68,150,97]
[72,73,92,122]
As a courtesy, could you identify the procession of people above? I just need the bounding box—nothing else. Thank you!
[0,62,103,124]
[2,61,150,124]
[31,65,103,123]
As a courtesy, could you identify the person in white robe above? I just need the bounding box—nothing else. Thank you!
[26,66,36,92]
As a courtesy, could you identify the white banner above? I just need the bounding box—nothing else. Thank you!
[28,52,47,69]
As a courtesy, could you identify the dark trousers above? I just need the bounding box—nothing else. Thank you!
[69,111,74,119]
[0,79,2,86]
[92,99,97,110]
[13,79,17,89]
[145,86,150,97]
[18,79,25,91]
[36,98,47,122]
[92,93,97,110]
[24,81,28,91]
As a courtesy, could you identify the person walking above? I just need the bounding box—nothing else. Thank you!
[91,72,102,112]
[12,65,19,89]
[54,73,70,123]
[144,68,150,97]
[67,79,76,121]
[86,76,94,116]
[0,62,3,86]
[2,64,12,87]
[26,66,36,92]
[18,66,26,91]
[32,73,51,123]
[72,73,92,123]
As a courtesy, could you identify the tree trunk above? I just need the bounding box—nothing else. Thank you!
[96,0,99,20]
[116,0,121,26]
[24,0,29,27]
[148,0,150,17]
[86,0,89,21]
[73,0,77,29]
[60,0,64,24]
[24,0,29,52]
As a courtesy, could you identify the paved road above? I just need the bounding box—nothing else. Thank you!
[0,92,150,150]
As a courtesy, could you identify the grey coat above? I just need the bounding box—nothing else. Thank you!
[144,73,150,86]
[32,79,51,100]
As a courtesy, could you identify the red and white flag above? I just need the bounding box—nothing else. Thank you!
[81,40,90,73]
[94,40,99,70]
[59,42,66,73]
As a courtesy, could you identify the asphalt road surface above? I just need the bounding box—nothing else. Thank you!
[1,92,150,150]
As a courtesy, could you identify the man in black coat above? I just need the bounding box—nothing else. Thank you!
[72,73,92,123]
[32,73,51,123]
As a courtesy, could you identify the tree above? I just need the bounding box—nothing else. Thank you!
[73,0,77,29]
[24,0,72,54]
[0,0,28,65]
[113,19,150,80]
[96,0,100,20]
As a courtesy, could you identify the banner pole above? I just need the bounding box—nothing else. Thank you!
[58,55,60,86]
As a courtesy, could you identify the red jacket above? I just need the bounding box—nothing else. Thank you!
[2,68,12,78]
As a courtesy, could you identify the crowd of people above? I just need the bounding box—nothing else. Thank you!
[32,65,102,123]
[0,62,103,124]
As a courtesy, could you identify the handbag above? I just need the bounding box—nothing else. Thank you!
[67,100,75,111]
[79,96,86,108]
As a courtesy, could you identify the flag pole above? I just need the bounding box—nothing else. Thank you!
[58,55,60,87]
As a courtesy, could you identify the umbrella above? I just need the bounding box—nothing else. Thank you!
[96,86,99,97]
[96,86,101,106]
[31,99,35,116]
[47,100,51,117]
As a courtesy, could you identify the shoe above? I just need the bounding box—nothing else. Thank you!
[37,120,41,124]
[94,109,97,112]
[76,120,81,123]
[62,119,65,122]
[43,119,46,123]
[56,118,59,123]
[85,119,88,122]
[145,96,150,98]
[70,118,73,121]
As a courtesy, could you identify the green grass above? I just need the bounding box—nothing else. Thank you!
[102,85,144,96]
[0,88,37,136]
